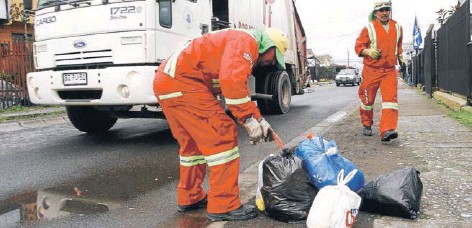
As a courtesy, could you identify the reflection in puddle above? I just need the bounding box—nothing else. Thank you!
[36,189,115,220]
[0,192,38,227]
[1,162,178,227]
[0,189,115,227]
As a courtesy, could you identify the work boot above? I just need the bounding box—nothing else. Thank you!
[381,130,398,142]
[177,195,207,212]
[207,204,258,221]
[363,125,372,136]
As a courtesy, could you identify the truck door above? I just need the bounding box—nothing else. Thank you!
[156,0,211,62]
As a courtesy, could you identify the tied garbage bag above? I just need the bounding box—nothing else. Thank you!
[358,167,423,219]
[294,134,327,161]
[301,139,365,192]
[307,169,362,228]
[260,149,318,223]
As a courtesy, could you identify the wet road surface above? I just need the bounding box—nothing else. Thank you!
[0,83,359,227]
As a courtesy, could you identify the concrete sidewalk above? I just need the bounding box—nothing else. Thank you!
[209,81,472,228]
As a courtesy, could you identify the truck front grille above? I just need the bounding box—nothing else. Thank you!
[55,49,112,67]
[58,90,103,100]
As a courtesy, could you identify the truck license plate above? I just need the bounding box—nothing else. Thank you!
[63,72,87,86]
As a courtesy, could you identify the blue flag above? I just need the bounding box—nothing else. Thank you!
[413,16,423,50]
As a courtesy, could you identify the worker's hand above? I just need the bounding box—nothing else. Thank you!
[363,48,381,60]
[243,117,263,145]
[258,117,273,142]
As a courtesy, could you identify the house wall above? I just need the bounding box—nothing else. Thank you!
[0,0,36,43]
[0,22,32,42]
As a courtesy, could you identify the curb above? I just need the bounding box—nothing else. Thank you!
[0,115,68,132]
[433,91,468,111]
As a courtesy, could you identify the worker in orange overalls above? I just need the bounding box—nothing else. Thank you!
[153,28,288,221]
[355,1,404,142]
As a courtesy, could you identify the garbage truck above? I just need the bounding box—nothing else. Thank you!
[27,0,309,134]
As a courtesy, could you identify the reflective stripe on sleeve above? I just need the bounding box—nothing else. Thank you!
[382,102,399,110]
[360,102,373,111]
[367,22,377,50]
[180,155,206,167]
[395,23,401,56]
[163,42,190,78]
[225,96,251,105]
[212,79,220,88]
[205,146,239,167]
[158,92,183,100]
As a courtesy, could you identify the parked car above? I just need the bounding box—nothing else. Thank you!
[335,69,361,86]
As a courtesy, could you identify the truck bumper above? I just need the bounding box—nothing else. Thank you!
[27,66,158,106]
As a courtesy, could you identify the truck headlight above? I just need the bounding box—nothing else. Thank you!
[121,36,142,45]
[119,85,130,98]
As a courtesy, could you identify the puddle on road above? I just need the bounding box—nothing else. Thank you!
[158,210,210,228]
[0,163,179,227]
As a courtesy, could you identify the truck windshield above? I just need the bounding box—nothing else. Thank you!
[37,0,99,9]
[38,0,68,8]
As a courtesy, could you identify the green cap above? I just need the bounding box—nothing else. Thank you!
[249,28,288,70]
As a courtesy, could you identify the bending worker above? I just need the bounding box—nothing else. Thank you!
[153,28,288,221]
[355,1,403,142]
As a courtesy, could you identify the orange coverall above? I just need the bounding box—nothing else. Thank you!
[355,19,403,138]
[153,29,261,213]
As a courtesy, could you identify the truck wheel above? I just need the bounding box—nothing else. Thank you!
[258,70,291,114]
[66,106,117,134]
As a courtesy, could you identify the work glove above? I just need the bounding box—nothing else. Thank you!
[258,117,273,142]
[398,55,405,68]
[363,48,381,60]
[243,117,263,145]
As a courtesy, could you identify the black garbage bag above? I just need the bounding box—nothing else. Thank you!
[358,166,423,219]
[261,149,318,223]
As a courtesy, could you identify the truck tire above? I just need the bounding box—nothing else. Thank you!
[66,106,117,134]
[258,70,291,114]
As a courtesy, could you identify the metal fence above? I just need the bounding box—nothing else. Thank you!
[436,0,471,101]
[0,40,34,110]
[412,0,472,104]
[423,25,436,96]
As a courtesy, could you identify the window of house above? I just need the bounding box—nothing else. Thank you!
[12,33,32,43]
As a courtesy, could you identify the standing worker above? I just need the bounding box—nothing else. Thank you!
[153,28,288,221]
[355,1,403,142]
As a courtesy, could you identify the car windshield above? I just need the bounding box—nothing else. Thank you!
[339,70,356,75]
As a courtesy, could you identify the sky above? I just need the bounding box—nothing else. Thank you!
[294,0,465,65]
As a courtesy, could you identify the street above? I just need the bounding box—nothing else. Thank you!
[0,83,359,227]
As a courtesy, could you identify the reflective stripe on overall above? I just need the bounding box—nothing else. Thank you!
[359,22,401,136]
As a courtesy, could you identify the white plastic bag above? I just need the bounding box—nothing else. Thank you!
[306,169,362,228]
[255,158,266,211]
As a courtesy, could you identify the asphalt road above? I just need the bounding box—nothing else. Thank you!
[0,83,359,227]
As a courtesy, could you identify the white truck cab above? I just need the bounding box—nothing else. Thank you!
[27,0,308,134]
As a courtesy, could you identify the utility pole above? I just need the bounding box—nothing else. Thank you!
[347,49,350,68]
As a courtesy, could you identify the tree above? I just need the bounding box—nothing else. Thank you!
[436,1,461,25]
